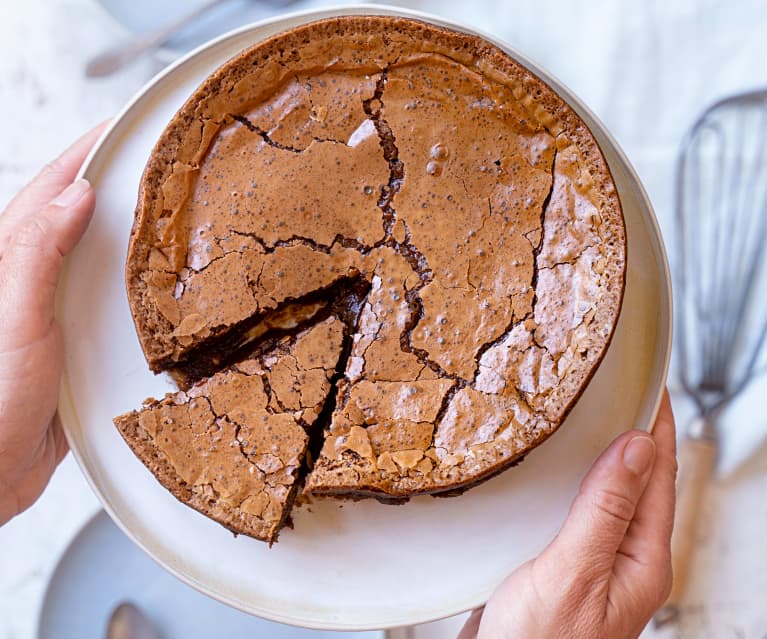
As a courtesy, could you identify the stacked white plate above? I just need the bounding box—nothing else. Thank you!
[59,5,671,630]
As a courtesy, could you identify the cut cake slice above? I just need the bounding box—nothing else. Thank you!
[114,317,344,543]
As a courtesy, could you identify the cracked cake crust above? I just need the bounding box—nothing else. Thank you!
[114,318,345,543]
[121,15,625,514]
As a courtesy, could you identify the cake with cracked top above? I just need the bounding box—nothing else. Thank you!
[117,15,625,536]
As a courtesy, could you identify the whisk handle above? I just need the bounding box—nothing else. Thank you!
[655,419,717,627]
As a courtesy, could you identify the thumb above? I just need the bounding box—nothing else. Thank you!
[542,431,657,583]
[456,608,483,639]
[0,178,95,343]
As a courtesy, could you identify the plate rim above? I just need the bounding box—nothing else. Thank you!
[58,3,673,630]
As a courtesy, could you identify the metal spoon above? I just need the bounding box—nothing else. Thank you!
[86,0,232,78]
[106,602,162,639]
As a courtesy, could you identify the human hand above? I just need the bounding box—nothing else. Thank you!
[0,125,104,525]
[459,391,676,639]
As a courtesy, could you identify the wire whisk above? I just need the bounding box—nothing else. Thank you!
[678,88,767,417]
[656,87,767,626]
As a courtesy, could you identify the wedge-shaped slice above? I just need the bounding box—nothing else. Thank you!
[114,317,344,543]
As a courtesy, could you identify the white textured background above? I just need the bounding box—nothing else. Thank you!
[2,1,767,637]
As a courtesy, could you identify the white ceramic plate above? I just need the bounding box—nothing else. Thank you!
[36,510,383,639]
[58,5,672,631]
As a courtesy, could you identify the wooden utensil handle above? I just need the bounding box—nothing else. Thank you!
[655,430,717,626]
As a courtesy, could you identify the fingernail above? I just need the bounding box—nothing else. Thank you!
[52,178,90,207]
[623,435,655,476]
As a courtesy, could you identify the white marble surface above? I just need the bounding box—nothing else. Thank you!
[2,1,767,638]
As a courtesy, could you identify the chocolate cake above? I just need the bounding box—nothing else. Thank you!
[117,15,625,538]
[114,318,345,543]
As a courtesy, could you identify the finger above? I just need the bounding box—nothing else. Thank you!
[51,412,70,465]
[542,429,657,587]
[0,179,95,344]
[612,391,677,591]
[456,608,483,639]
[0,122,107,254]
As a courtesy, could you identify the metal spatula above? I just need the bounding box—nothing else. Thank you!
[655,88,767,625]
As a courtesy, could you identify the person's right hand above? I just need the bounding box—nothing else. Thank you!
[0,125,103,526]
[459,391,677,639]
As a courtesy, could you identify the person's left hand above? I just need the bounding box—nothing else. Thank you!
[0,125,104,525]
[457,392,676,639]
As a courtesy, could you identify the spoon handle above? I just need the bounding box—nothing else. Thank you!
[86,0,229,78]
[654,419,717,627]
